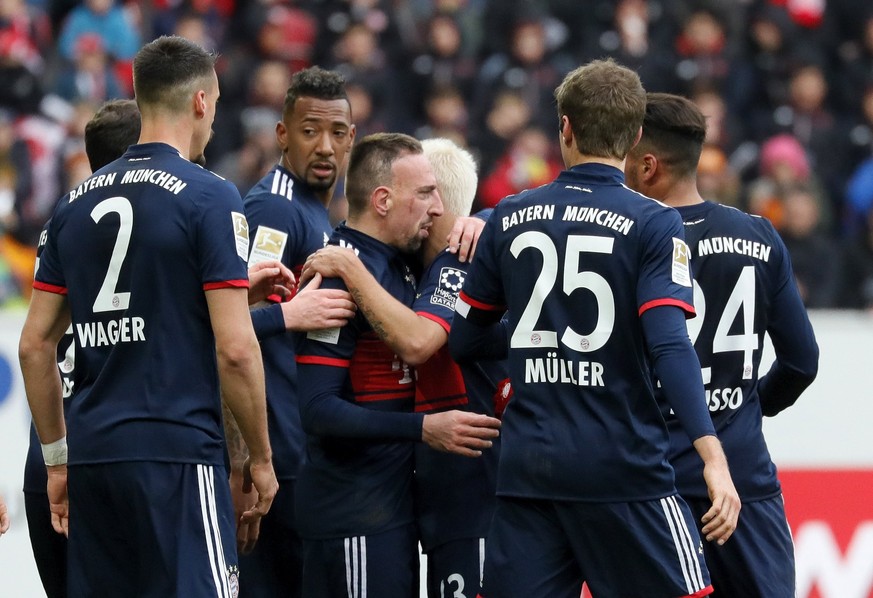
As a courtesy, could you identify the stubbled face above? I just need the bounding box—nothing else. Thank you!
[278,96,355,203]
[623,146,645,191]
[386,153,444,253]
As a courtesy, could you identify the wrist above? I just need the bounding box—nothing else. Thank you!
[42,436,68,466]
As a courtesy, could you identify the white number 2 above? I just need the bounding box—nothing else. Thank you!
[509,232,615,353]
[90,196,133,313]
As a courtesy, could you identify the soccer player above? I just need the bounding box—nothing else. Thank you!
[448,58,741,598]
[18,35,278,596]
[293,133,502,598]
[236,66,357,597]
[624,92,819,597]
[301,138,510,597]
[22,98,141,598]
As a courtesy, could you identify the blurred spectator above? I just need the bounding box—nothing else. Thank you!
[151,0,231,51]
[759,62,851,224]
[57,99,100,192]
[328,22,407,130]
[672,8,740,107]
[214,106,279,196]
[51,33,125,103]
[838,208,873,310]
[697,144,742,208]
[747,133,832,230]
[407,12,478,114]
[472,12,570,132]
[589,0,677,92]
[413,84,469,147]
[0,0,52,76]
[469,88,532,177]
[0,108,32,234]
[57,0,140,62]
[779,186,841,308]
[477,125,562,210]
[343,79,390,139]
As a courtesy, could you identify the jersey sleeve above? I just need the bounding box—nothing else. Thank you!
[295,275,424,441]
[413,253,468,333]
[758,223,819,416]
[246,194,303,269]
[637,207,695,317]
[33,211,68,294]
[197,179,250,290]
[450,215,509,361]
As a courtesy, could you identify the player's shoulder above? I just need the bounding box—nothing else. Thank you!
[704,202,780,238]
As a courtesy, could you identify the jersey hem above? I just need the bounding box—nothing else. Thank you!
[33,281,68,294]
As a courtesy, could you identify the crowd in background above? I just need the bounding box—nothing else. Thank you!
[1,0,872,310]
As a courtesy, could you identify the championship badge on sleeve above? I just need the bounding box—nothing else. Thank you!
[231,212,250,261]
[671,238,692,287]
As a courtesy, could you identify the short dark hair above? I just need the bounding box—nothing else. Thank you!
[637,92,707,178]
[554,58,645,159]
[133,36,217,113]
[345,133,422,218]
[283,66,349,118]
[84,99,141,171]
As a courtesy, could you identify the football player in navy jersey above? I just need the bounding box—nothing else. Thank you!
[301,138,510,598]
[448,58,741,598]
[293,133,502,598]
[235,66,358,598]
[625,92,819,597]
[23,98,141,598]
[18,35,278,596]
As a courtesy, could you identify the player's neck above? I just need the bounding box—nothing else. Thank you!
[660,177,705,208]
[138,120,194,161]
[566,153,626,172]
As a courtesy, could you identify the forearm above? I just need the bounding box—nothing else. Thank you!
[20,344,66,444]
[297,363,424,440]
[221,400,249,471]
[341,261,443,365]
[217,337,271,463]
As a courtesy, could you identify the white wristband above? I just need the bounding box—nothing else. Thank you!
[42,436,68,466]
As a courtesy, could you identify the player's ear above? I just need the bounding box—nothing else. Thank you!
[642,154,658,182]
[559,115,573,148]
[275,120,288,151]
[372,186,392,216]
[193,89,207,119]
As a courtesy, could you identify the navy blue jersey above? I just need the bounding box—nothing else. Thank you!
[294,225,423,539]
[453,163,712,502]
[243,164,332,480]
[412,249,509,551]
[34,142,250,466]
[666,201,818,499]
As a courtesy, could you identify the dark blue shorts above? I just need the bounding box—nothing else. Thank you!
[24,490,67,598]
[301,523,418,598]
[67,462,239,597]
[482,496,712,598]
[686,494,794,597]
[425,536,485,598]
[238,478,303,598]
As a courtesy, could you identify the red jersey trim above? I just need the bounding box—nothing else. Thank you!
[685,585,713,597]
[414,396,468,412]
[356,390,415,403]
[33,281,68,295]
[638,297,695,318]
[296,355,351,368]
[458,291,504,312]
[203,279,250,291]
[416,310,451,334]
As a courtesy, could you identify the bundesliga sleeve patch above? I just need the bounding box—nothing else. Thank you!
[671,237,692,287]
[231,212,250,261]
[249,225,288,265]
[431,267,466,309]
